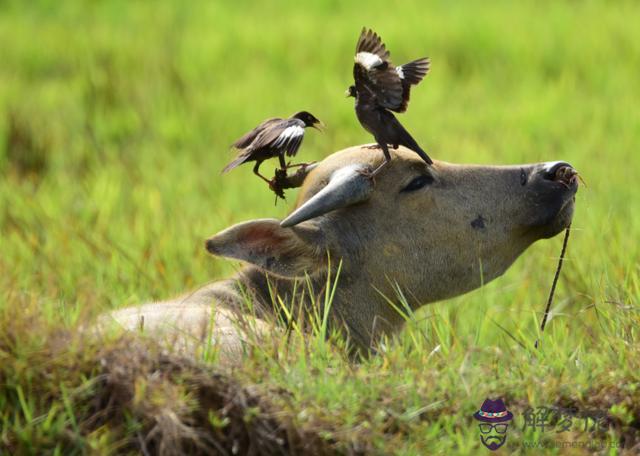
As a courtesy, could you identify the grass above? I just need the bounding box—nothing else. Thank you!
[1,0,639,453]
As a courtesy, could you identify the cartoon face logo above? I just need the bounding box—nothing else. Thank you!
[473,398,514,451]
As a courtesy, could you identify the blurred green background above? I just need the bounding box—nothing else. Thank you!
[1,0,639,452]
[2,0,637,314]
[2,0,638,316]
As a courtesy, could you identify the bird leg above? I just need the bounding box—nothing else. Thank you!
[285,161,316,169]
[252,162,272,184]
[358,142,392,180]
[282,154,315,170]
[278,154,287,171]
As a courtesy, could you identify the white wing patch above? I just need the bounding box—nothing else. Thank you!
[273,125,304,147]
[395,65,404,79]
[355,52,383,70]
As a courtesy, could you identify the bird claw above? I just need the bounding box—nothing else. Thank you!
[267,163,317,201]
[364,144,381,150]
[293,162,314,173]
[269,170,287,201]
[356,167,377,184]
[358,157,391,183]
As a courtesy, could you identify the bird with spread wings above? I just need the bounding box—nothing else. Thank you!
[347,28,432,177]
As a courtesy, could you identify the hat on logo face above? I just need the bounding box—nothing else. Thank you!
[473,398,513,423]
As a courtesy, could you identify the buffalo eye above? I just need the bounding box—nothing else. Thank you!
[401,174,434,193]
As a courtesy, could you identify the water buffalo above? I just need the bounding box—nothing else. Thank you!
[105,145,578,356]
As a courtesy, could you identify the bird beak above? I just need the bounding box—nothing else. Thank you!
[313,121,325,132]
[344,89,351,97]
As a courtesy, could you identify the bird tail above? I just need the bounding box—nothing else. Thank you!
[407,141,433,165]
[398,126,433,165]
[222,154,249,174]
[399,58,430,85]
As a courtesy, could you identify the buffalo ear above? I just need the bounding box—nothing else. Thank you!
[205,218,327,278]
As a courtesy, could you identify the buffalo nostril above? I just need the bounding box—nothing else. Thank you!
[547,164,578,187]
[555,166,578,187]
[543,161,574,179]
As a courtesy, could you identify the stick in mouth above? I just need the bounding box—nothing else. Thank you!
[535,223,571,348]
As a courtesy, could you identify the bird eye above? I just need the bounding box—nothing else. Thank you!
[401,174,434,192]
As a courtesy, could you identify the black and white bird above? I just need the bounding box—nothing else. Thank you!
[347,28,432,177]
[223,111,323,183]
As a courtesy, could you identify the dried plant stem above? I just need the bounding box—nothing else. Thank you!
[535,223,571,348]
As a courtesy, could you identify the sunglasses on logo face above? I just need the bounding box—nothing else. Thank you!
[478,423,508,434]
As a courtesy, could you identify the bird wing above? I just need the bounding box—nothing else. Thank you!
[251,119,306,157]
[393,57,430,113]
[353,28,403,110]
[231,117,281,149]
